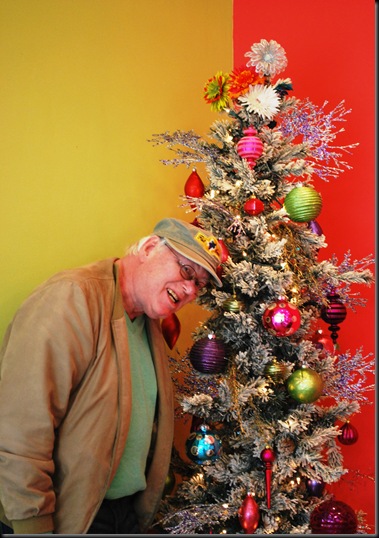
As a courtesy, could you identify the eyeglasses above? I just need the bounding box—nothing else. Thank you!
[164,242,208,290]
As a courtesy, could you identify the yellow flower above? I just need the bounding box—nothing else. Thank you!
[203,71,230,112]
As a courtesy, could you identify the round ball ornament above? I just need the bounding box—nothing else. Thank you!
[236,126,264,169]
[222,295,242,313]
[262,296,301,337]
[284,186,322,223]
[310,500,358,534]
[185,423,222,465]
[162,467,176,497]
[264,358,287,382]
[286,367,323,403]
[189,334,228,374]
[306,477,325,497]
[338,421,359,445]
[238,493,260,533]
[243,197,265,216]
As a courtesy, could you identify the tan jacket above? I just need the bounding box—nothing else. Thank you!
[0,258,174,534]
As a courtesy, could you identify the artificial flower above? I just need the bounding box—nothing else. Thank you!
[238,84,280,120]
[227,67,265,100]
[203,71,230,112]
[245,39,288,77]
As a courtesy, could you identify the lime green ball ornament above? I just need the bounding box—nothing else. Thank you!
[286,367,323,403]
[284,186,322,222]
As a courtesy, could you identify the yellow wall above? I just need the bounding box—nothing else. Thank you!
[0,0,233,345]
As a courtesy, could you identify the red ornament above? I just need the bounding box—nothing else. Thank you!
[217,239,230,262]
[161,313,181,349]
[338,421,359,445]
[188,334,228,374]
[184,168,205,210]
[238,493,260,533]
[311,329,334,355]
[310,500,358,534]
[243,197,265,216]
[236,127,264,169]
[262,296,301,337]
[260,446,276,509]
[321,293,347,346]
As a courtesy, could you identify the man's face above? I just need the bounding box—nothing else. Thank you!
[133,238,210,319]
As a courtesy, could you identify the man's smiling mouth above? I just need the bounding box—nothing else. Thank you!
[167,289,179,304]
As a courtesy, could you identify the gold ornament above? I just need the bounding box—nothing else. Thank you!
[222,296,242,313]
[264,358,287,382]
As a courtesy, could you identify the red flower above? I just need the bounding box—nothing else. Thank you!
[228,67,265,100]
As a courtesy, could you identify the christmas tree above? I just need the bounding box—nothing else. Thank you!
[150,39,374,534]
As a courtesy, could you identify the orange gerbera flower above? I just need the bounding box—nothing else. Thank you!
[228,67,265,100]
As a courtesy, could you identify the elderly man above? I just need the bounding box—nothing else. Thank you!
[0,218,222,534]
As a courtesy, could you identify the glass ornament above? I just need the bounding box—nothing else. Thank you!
[185,423,222,464]
[286,367,323,403]
[310,499,358,534]
[284,185,322,222]
[260,446,276,508]
[238,493,260,533]
[262,296,301,337]
[321,293,347,346]
[306,477,325,497]
[161,313,181,349]
[188,334,228,374]
[264,358,287,382]
[243,197,265,216]
[236,127,264,169]
[338,421,359,445]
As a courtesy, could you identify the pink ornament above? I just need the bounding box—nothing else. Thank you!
[243,197,265,216]
[321,293,347,346]
[260,447,276,508]
[338,421,359,445]
[238,493,260,533]
[236,127,264,169]
[262,296,301,337]
[310,500,358,534]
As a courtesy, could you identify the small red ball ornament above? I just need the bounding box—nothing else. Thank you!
[189,334,228,374]
[262,296,301,337]
[338,421,359,445]
[184,168,205,210]
[243,197,265,216]
[310,499,358,534]
[236,127,264,169]
[260,446,276,509]
[238,493,260,533]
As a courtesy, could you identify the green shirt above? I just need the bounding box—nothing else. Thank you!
[105,314,157,499]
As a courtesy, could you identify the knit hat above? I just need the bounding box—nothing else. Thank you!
[153,218,222,286]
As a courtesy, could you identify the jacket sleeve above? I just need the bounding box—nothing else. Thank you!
[0,278,99,533]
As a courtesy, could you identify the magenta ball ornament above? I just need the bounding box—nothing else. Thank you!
[236,126,264,169]
[189,334,228,374]
[310,500,358,534]
[284,185,322,222]
[338,421,359,445]
[262,296,301,337]
[185,423,222,464]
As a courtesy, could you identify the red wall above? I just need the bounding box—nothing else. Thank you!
[233,0,375,530]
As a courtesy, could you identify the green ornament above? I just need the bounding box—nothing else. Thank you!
[222,296,242,313]
[162,467,176,497]
[264,358,287,382]
[286,367,323,403]
[284,186,322,222]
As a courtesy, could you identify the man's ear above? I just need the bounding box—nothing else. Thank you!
[138,235,162,259]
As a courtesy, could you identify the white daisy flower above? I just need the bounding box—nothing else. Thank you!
[238,84,280,120]
[245,39,288,77]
